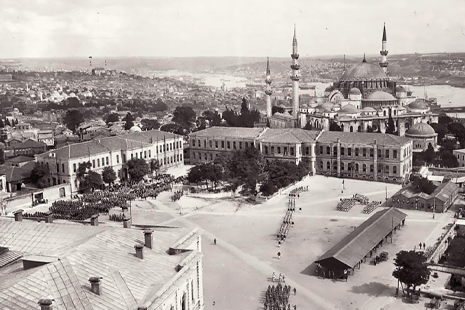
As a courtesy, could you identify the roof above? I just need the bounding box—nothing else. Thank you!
[0,218,201,310]
[256,128,321,144]
[317,131,412,146]
[348,88,361,95]
[0,165,32,183]
[11,139,46,150]
[339,104,358,114]
[340,62,388,81]
[365,91,396,101]
[315,208,407,269]
[408,99,429,110]
[395,85,407,92]
[430,181,458,202]
[5,155,34,164]
[189,126,265,139]
[406,123,436,137]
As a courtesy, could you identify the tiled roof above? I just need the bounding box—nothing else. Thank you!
[0,165,31,182]
[189,126,265,139]
[315,208,407,269]
[11,139,47,150]
[0,218,200,310]
[431,181,458,202]
[317,131,411,146]
[257,128,321,144]
[0,250,23,267]
[5,156,34,164]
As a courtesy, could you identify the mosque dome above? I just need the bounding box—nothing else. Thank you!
[309,102,318,108]
[129,125,142,132]
[408,99,429,110]
[365,91,396,101]
[301,103,308,108]
[362,107,376,112]
[406,123,436,137]
[349,88,361,95]
[340,61,388,81]
[339,104,358,114]
[318,102,334,112]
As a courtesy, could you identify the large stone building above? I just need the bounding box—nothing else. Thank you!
[0,216,204,310]
[262,24,438,135]
[35,130,184,193]
[189,126,413,183]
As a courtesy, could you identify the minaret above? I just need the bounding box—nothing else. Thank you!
[290,25,300,126]
[379,23,388,73]
[265,57,273,118]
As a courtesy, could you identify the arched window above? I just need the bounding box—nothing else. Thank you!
[370,164,374,172]
[350,126,354,132]
[363,164,367,172]
[341,147,345,156]
[341,162,345,171]
[265,146,268,154]
[355,163,359,172]
[320,146,323,154]
[333,146,337,156]
[326,146,330,155]
[385,149,389,158]
[393,166,397,175]
[355,148,359,156]
[348,148,352,156]
[385,165,389,174]
[327,161,330,170]
[333,161,337,171]
[320,161,323,169]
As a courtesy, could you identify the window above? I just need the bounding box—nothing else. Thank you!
[92,160,95,168]
[326,146,330,155]
[106,157,109,165]
[341,148,344,156]
[341,162,344,171]
[306,147,310,155]
[327,161,330,170]
[227,141,230,149]
[193,153,196,160]
[144,151,147,158]
[393,150,397,158]
[333,146,337,156]
[393,166,397,174]
[204,140,206,148]
[355,148,359,156]
[97,159,100,167]
[277,147,281,154]
[348,148,352,156]
[378,165,382,173]
[140,152,142,158]
[385,165,389,174]
[57,163,59,173]
[73,163,76,172]
[363,148,366,157]
[378,149,381,158]
[221,141,225,148]
[131,154,134,159]
[370,149,374,157]
[209,140,212,148]
[265,146,268,154]
[215,141,218,148]
[290,147,294,156]
[271,146,274,153]
[160,145,162,153]
[192,140,196,147]
[135,153,138,159]
[320,146,323,154]
[370,164,374,172]
[233,141,236,149]
[180,154,183,161]
[363,164,366,172]
[122,154,125,163]
[198,140,200,147]
[319,161,323,169]
[385,150,389,158]
[62,164,65,172]
[163,145,165,152]
[148,150,151,157]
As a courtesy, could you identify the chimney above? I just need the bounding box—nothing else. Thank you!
[38,298,54,310]
[90,214,98,226]
[135,244,144,259]
[13,209,23,222]
[123,217,131,229]
[44,211,53,224]
[89,277,103,295]
[144,229,153,249]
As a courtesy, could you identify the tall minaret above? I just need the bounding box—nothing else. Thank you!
[379,23,388,74]
[290,24,300,126]
[265,57,273,118]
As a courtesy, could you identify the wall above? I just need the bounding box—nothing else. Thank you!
[428,221,457,264]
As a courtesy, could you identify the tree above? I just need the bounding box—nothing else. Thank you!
[430,123,447,142]
[63,109,84,133]
[101,166,117,185]
[202,110,222,127]
[386,114,395,134]
[425,143,435,163]
[76,162,92,181]
[105,113,119,125]
[150,159,161,176]
[123,112,135,130]
[4,118,10,127]
[303,121,313,130]
[329,122,342,131]
[240,97,249,116]
[172,106,196,127]
[272,105,285,115]
[141,118,160,130]
[30,163,50,189]
[438,114,453,125]
[160,123,187,135]
[126,158,150,182]
[392,250,430,296]
[81,171,103,191]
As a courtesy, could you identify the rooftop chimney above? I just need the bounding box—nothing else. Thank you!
[13,209,23,222]
[123,217,131,229]
[89,277,103,295]
[38,298,54,310]
[45,211,53,224]
[144,229,153,249]
[135,244,144,259]
[90,214,99,226]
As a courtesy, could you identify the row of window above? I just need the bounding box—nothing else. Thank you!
[320,146,399,159]
[192,139,253,150]
[319,161,399,175]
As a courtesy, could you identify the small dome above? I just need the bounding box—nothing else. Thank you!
[309,102,318,108]
[365,91,396,101]
[339,104,358,114]
[408,99,429,110]
[129,125,142,132]
[395,85,407,92]
[301,103,308,108]
[349,88,361,95]
[318,102,334,112]
[406,123,436,137]
[362,106,376,111]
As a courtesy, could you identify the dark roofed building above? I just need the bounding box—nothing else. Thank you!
[11,138,47,156]
[315,208,407,278]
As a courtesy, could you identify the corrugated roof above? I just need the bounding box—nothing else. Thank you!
[315,208,407,269]
[317,131,411,146]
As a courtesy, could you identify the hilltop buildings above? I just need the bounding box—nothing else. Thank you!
[189,127,413,183]
[0,216,204,310]
[263,24,438,135]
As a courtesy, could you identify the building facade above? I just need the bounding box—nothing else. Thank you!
[453,149,465,168]
[35,130,184,193]
[189,127,413,183]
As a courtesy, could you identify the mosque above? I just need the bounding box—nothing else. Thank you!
[263,24,439,148]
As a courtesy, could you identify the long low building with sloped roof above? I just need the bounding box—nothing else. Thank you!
[314,207,407,279]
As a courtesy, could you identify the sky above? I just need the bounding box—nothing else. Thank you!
[0,0,464,58]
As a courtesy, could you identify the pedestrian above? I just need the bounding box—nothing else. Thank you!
[299,208,302,213]
[214,238,216,245]
[278,240,281,247]
[213,301,215,306]
[423,242,426,250]
[294,305,297,310]
[419,242,422,249]
[277,252,281,259]
[272,272,276,282]
[293,287,296,295]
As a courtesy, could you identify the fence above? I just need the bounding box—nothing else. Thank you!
[427,221,457,264]
[428,264,465,277]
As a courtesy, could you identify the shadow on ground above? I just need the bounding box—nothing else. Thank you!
[349,282,394,297]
